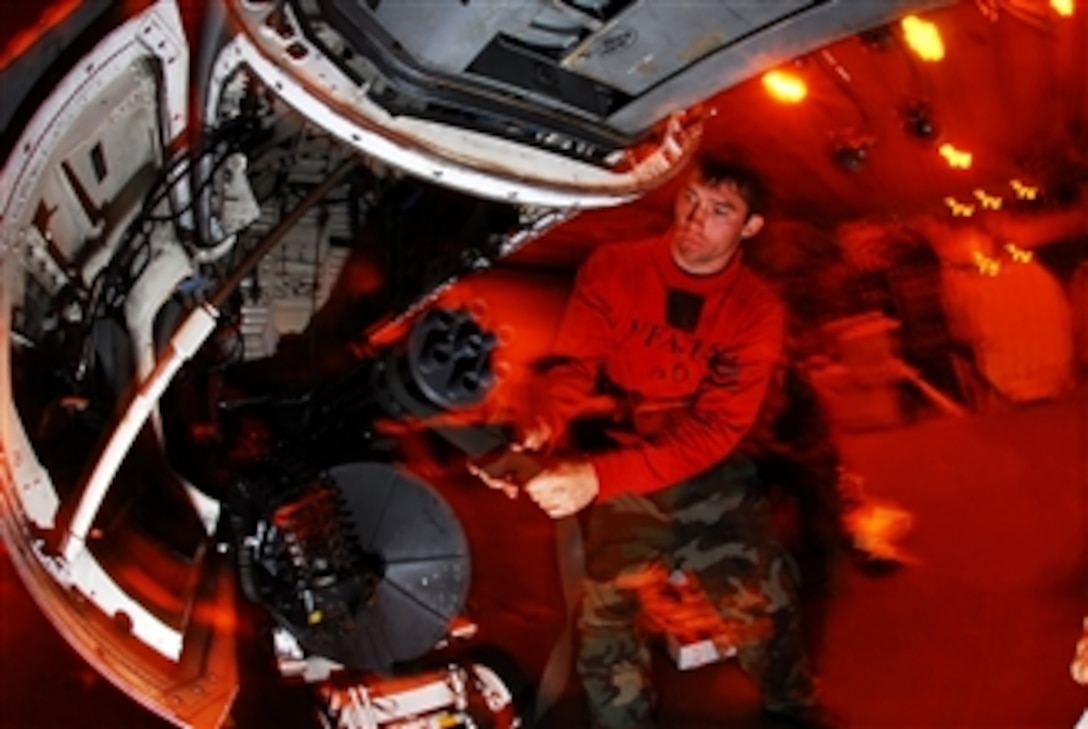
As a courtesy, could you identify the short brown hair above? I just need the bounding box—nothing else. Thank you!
[694,154,767,218]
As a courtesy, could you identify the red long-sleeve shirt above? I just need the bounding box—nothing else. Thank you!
[542,234,785,499]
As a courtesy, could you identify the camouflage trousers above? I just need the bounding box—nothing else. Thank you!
[576,455,814,729]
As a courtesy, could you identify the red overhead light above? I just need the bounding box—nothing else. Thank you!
[972,251,1002,276]
[1051,0,1074,17]
[1004,242,1034,263]
[1010,179,1039,200]
[901,15,945,62]
[762,70,808,103]
[944,196,976,217]
[939,143,972,169]
[973,189,1003,210]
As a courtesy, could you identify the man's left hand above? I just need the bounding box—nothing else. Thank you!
[524,461,600,518]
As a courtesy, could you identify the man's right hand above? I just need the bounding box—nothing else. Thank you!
[467,445,548,500]
[465,416,553,500]
[468,460,521,500]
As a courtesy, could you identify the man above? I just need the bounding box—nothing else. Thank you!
[479,153,832,729]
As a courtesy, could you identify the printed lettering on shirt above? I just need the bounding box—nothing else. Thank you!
[627,319,742,388]
[629,320,705,360]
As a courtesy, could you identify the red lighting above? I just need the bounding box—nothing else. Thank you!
[939,143,973,169]
[762,70,808,103]
[1051,0,1074,17]
[901,15,945,62]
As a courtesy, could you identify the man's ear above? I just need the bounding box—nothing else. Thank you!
[741,214,765,239]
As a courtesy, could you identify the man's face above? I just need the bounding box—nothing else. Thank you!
[670,174,764,274]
